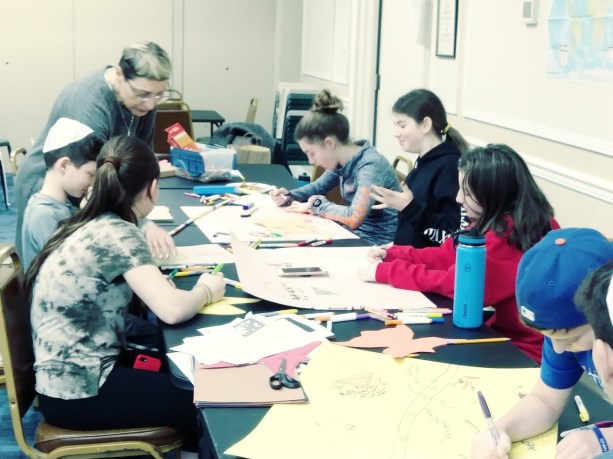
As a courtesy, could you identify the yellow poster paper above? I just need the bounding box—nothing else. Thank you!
[227,342,556,459]
[198,296,260,315]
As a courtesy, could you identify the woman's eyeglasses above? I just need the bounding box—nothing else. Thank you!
[126,79,171,103]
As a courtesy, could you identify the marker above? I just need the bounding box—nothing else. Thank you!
[168,199,229,237]
[330,313,370,322]
[242,202,254,210]
[310,239,332,247]
[173,270,210,277]
[396,312,443,318]
[167,268,180,279]
[302,312,335,319]
[241,207,259,217]
[211,263,224,274]
[213,231,230,237]
[477,391,500,444]
[560,421,613,438]
[385,318,444,325]
[575,395,590,422]
[297,239,319,247]
[224,279,242,289]
[448,338,511,345]
[183,192,200,198]
[364,307,394,319]
[256,309,299,317]
[250,239,262,249]
[398,307,452,314]
[258,242,299,248]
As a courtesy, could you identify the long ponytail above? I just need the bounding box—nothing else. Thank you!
[25,136,159,293]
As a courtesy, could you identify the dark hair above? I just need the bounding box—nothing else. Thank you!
[393,89,470,154]
[25,136,160,293]
[43,133,104,169]
[575,259,613,345]
[118,41,171,81]
[458,144,554,252]
[294,89,350,144]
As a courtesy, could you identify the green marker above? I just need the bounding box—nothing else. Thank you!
[212,263,225,274]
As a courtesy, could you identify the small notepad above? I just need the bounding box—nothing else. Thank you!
[147,206,174,222]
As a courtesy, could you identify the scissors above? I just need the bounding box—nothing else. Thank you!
[269,358,301,390]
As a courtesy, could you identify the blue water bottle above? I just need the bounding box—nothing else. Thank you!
[452,228,486,329]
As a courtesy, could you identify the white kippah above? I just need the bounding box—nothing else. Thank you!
[43,118,94,153]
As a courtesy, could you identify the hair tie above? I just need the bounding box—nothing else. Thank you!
[103,156,121,169]
[442,123,451,135]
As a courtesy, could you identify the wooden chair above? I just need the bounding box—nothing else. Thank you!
[246,98,258,123]
[311,165,345,205]
[11,147,27,176]
[0,245,185,458]
[153,102,194,157]
[392,155,413,182]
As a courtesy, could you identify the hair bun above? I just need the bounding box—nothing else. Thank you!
[312,89,343,114]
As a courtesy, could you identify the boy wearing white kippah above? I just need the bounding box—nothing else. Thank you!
[576,259,613,458]
[21,118,102,270]
[471,228,613,459]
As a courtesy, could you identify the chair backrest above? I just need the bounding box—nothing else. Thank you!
[392,155,413,182]
[246,98,258,123]
[0,246,37,455]
[311,165,345,205]
[153,109,194,155]
[11,147,27,176]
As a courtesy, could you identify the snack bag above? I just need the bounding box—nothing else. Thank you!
[165,122,199,151]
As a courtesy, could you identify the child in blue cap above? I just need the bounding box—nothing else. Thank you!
[471,227,613,459]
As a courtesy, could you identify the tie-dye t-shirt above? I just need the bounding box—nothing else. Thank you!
[31,213,154,399]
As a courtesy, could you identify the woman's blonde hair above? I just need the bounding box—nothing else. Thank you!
[119,41,171,81]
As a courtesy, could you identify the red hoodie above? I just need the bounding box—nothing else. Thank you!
[375,217,560,364]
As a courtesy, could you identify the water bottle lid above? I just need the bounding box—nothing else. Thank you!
[457,228,485,246]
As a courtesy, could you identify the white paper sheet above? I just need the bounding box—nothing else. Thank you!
[156,244,235,267]
[231,234,436,310]
[180,193,358,243]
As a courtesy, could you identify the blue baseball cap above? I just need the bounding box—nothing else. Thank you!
[517,228,613,330]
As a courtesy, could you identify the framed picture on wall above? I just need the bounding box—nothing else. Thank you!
[436,0,458,58]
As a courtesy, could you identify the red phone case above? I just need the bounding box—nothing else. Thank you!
[133,354,162,372]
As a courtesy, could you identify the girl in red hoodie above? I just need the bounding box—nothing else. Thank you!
[357,144,559,363]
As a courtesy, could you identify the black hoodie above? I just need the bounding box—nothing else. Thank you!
[394,141,466,247]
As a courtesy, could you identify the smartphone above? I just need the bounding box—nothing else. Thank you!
[133,354,162,372]
[276,266,328,277]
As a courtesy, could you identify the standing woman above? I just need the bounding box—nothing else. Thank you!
[270,90,400,245]
[25,136,225,457]
[16,41,174,260]
[371,89,471,247]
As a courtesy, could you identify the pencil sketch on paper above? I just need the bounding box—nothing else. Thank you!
[332,372,388,399]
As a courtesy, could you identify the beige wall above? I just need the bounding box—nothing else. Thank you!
[375,0,613,236]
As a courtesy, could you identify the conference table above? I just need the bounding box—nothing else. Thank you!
[191,109,226,137]
[157,165,610,459]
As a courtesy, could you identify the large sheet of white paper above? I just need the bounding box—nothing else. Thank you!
[231,234,436,310]
[180,193,358,243]
[155,244,235,267]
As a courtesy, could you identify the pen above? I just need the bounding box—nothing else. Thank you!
[310,239,332,247]
[560,421,613,438]
[575,395,590,422]
[212,263,224,274]
[477,391,500,444]
[385,318,444,325]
